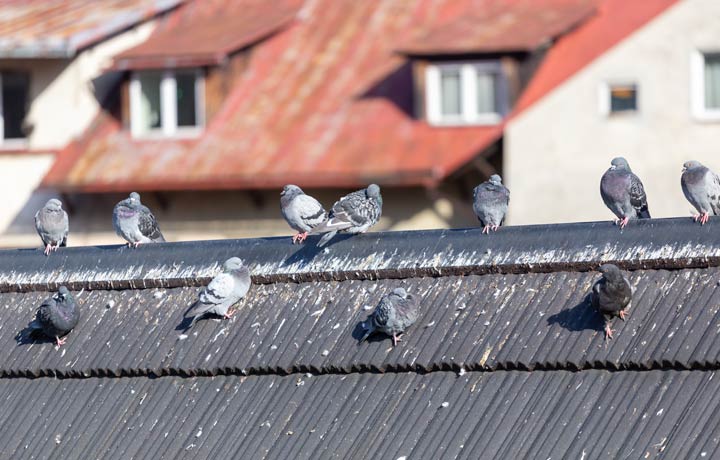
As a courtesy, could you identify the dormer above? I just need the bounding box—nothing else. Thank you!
[397,3,596,127]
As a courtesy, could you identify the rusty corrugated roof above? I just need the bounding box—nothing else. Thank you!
[42,0,676,192]
[0,0,182,58]
[397,0,596,55]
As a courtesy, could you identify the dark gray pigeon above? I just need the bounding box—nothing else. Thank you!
[600,157,650,229]
[280,184,327,244]
[185,257,251,325]
[681,160,720,225]
[311,184,383,247]
[361,287,418,346]
[473,174,509,234]
[112,192,165,247]
[34,198,68,256]
[28,286,79,347]
[590,264,632,340]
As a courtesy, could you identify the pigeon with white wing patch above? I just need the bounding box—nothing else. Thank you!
[186,257,251,326]
[311,184,382,247]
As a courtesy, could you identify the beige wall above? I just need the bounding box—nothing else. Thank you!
[0,20,156,151]
[505,0,720,224]
[0,188,478,249]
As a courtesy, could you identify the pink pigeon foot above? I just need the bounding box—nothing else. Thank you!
[482,225,491,234]
[619,217,629,229]
[44,244,52,256]
[491,225,499,232]
[392,333,404,347]
[604,324,615,340]
[619,310,629,321]
[223,309,236,320]
[55,336,66,347]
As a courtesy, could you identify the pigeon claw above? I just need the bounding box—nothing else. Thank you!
[702,212,710,225]
[619,217,629,229]
[223,310,236,320]
[392,333,404,347]
[491,225,499,232]
[55,336,67,347]
[618,310,629,321]
[482,225,491,234]
[292,232,309,244]
[604,325,615,340]
[44,244,52,256]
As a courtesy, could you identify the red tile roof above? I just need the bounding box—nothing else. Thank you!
[398,0,596,55]
[43,0,677,193]
[0,0,182,58]
[113,0,302,69]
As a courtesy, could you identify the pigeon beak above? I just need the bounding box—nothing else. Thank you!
[682,166,687,173]
[609,165,617,170]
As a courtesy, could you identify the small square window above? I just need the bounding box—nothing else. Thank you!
[691,50,720,120]
[130,69,204,138]
[609,84,637,113]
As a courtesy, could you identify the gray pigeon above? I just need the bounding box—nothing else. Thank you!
[600,157,650,229]
[34,198,68,255]
[361,287,418,346]
[590,264,632,340]
[280,185,327,244]
[473,174,509,234]
[681,160,720,225]
[112,192,165,247]
[28,286,79,347]
[311,184,383,247]
[185,257,251,325]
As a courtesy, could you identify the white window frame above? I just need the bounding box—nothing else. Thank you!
[425,61,507,126]
[0,72,30,148]
[691,50,720,121]
[130,69,205,138]
[598,81,639,117]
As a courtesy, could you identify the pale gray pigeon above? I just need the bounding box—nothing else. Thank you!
[280,184,327,244]
[28,286,79,347]
[473,174,509,234]
[590,264,632,340]
[34,198,68,255]
[185,257,251,325]
[311,184,383,247]
[600,157,650,228]
[681,160,720,225]
[361,287,418,346]
[112,192,165,247]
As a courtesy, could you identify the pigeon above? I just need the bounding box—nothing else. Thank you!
[112,192,165,247]
[361,287,418,346]
[280,185,328,244]
[27,286,79,347]
[473,174,509,234]
[34,198,68,256]
[590,264,632,340]
[600,157,650,229]
[185,257,251,325]
[311,184,383,247]
[681,160,720,225]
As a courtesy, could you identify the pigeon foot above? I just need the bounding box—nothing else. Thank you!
[392,333,404,347]
[482,225,491,234]
[223,310,236,320]
[619,217,629,229]
[604,325,615,340]
[619,310,629,321]
[55,336,67,347]
[44,244,52,256]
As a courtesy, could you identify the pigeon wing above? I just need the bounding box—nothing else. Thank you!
[187,273,235,317]
[294,194,327,229]
[629,174,650,218]
[137,206,165,242]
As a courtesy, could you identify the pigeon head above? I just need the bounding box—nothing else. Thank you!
[683,160,703,172]
[129,192,141,203]
[598,263,623,281]
[366,184,381,198]
[489,174,503,185]
[223,257,244,271]
[391,287,408,298]
[55,286,71,301]
[610,157,631,171]
[281,184,303,197]
[45,199,63,211]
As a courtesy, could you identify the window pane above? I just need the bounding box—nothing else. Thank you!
[2,72,30,139]
[176,73,197,127]
[610,84,637,113]
[704,54,720,109]
[138,73,161,132]
[440,68,461,116]
[476,72,496,114]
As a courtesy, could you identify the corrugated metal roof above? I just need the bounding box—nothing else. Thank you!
[0,371,718,458]
[397,1,596,56]
[113,0,301,69]
[1,219,719,457]
[0,0,182,58]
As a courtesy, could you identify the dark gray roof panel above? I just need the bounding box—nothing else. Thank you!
[0,370,717,459]
[2,217,720,291]
[2,267,719,376]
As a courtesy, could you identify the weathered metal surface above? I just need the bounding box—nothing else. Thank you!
[0,370,716,459]
[0,217,718,292]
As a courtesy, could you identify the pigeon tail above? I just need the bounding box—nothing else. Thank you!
[360,324,375,342]
[317,230,337,247]
[638,208,651,219]
[28,319,43,331]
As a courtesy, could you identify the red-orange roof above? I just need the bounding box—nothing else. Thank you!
[0,0,182,58]
[43,0,677,193]
[113,0,302,69]
[398,0,596,55]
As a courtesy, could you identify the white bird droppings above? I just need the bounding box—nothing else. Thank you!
[178,334,188,340]
[425,321,436,328]
[195,428,202,437]
[441,402,450,408]
[321,350,329,356]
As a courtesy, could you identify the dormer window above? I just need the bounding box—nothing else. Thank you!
[129,69,204,138]
[425,62,507,126]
